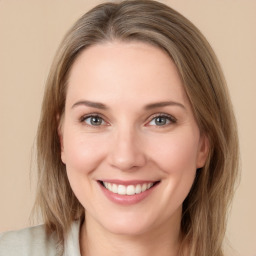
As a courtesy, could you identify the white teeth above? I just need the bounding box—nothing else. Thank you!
[112,184,118,193]
[102,182,155,195]
[141,183,147,192]
[107,183,111,190]
[135,184,142,194]
[147,183,153,189]
[117,185,126,195]
[127,185,135,195]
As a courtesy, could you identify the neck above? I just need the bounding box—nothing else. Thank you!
[80,212,183,256]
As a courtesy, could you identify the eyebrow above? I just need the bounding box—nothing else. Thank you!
[144,101,185,110]
[71,100,185,110]
[72,100,108,110]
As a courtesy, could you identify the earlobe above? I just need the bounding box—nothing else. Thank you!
[196,134,210,168]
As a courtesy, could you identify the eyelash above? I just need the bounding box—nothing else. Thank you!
[147,113,177,127]
[79,113,177,128]
[80,113,108,127]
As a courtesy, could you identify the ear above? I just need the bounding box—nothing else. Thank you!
[196,134,210,168]
[57,115,66,164]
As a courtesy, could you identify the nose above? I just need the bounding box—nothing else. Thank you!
[107,127,147,171]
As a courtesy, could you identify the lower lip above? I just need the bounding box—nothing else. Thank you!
[99,182,159,205]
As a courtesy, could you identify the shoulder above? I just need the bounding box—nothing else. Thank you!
[0,224,57,256]
[0,220,81,256]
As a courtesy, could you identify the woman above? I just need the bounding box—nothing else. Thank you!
[0,0,239,255]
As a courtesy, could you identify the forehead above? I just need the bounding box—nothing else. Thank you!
[66,41,188,106]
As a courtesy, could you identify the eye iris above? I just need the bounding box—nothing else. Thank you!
[90,116,102,126]
[155,116,167,126]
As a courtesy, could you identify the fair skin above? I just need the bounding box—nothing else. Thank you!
[60,41,208,256]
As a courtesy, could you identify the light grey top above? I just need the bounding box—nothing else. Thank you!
[0,221,81,256]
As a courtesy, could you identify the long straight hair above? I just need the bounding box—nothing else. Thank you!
[34,1,240,255]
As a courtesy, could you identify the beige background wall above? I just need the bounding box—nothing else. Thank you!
[0,0,255,255]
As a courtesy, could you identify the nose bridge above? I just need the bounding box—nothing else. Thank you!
[108,123,146,171]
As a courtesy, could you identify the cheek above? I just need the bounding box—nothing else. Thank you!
[62,130,108,208]
[62,129,107,174]
[149,130,200,210]
[148,129,200,174]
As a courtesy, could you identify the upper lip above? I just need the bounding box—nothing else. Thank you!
[98,179,160,185]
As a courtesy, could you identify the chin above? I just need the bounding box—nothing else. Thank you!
[104,222,151,236]
[98,211,159,236]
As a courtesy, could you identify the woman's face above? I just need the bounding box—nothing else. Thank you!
[60,42,208,236]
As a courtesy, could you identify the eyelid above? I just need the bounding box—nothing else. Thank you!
[146,113,177,126]
[80,113,109,126]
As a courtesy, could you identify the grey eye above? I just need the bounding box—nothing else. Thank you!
[84,116,104,126]
[149,116,172,126]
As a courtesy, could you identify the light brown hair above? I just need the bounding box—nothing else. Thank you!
[34,1,239,255]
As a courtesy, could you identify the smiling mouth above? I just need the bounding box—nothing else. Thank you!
[98,181,160,196]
